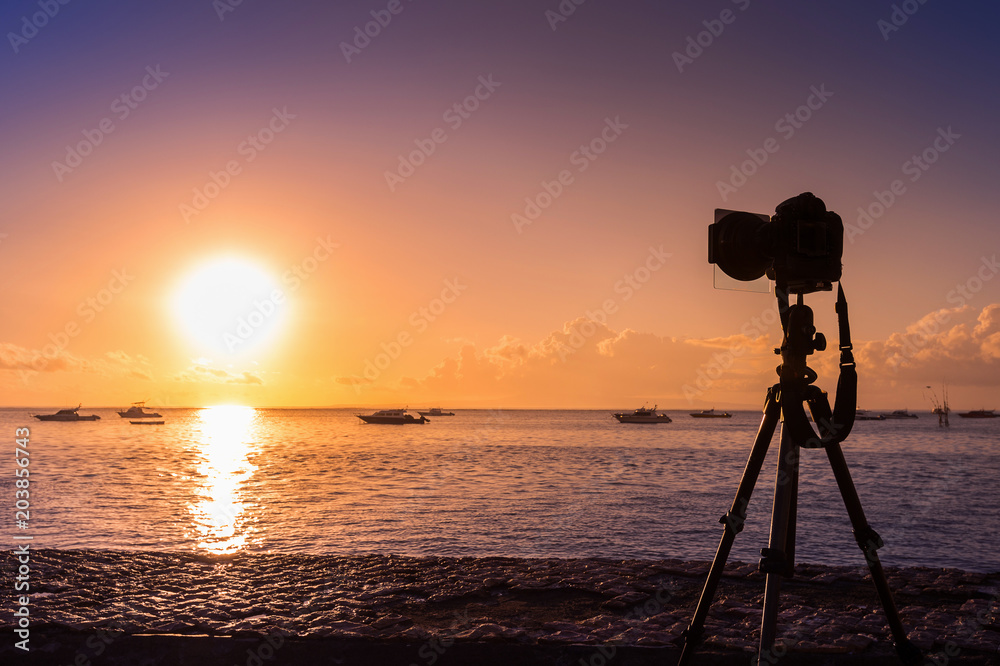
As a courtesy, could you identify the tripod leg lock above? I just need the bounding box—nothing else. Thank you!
[719,510,746,535]
[759,547,791,575]
[852,525,885,555]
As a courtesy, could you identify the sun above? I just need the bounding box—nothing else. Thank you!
[171,256,289,357]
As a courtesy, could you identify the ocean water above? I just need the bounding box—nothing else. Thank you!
[4,407,998,572]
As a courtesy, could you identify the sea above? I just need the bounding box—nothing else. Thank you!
[4,407,998,572]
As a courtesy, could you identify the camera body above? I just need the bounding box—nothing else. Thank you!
[709,192,843,294]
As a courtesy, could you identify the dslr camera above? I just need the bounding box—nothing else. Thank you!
[709,192,843,294]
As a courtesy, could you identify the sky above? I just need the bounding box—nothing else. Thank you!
[1,0,998,410]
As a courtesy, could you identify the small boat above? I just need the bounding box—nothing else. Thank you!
[130,420,164,425]
[117,401,162,418]
[357,409,428,424]
[417,408,454,416]
[690,408,732,418]
[855,409,885,421]
[613,405,672,424]
[878,409,919,419]
[33,405,101,422]
[958,409,998,419]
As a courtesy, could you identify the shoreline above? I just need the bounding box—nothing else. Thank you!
[3,549,998,664]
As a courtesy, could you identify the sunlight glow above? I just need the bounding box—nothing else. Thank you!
[170,256,288,358]
[188,405,259,553]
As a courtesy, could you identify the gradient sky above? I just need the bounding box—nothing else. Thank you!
[2,0,998,409]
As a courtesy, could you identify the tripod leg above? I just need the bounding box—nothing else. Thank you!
[676,388,781,666]
[825,442,922,665]
[759,424,800,655]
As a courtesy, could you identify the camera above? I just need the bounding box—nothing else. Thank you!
[709,192,843,294]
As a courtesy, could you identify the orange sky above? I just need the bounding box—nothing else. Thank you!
[2,1,998,410]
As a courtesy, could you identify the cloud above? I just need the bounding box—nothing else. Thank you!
[175,365,264,385]
[336,375,372,385]
[0,343,153,379]
[359,316,777,406]
[854,303,1000,386]
[352,304,1000,407]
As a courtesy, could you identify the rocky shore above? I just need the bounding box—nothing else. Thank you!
[3,549,998,665]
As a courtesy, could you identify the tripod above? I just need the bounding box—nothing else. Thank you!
[676,285,922,666]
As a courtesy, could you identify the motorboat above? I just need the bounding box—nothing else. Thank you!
[117,401,162,418]
[690,409,732,418]
[612,405,672,424]
[357,409,428,424]
[33,405,100,422]
[878,409,918,419]
[958,409,998,419]
[417,408,454,416]
[130,420,164,425]
[855,409,885,421]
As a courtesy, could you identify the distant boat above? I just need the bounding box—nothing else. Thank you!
[130,420,164,425]
[117,401,162,418]
[958,409,998,419]
[878,409,919,419]
[856,409,885,421]
[417,408,454,416]
[690,409,731,418]
[613,405,672,424]
[357,409,428,424]
[33,405,100,422]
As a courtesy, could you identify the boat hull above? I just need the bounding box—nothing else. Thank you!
[613,415,672,424]
[690,414,731,418]
[130,420,164,425]
[357,415,427,424]
[34,414,100,421]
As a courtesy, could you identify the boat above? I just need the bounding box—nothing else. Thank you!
[878,409,919,419]
[958,409,998,419]
[417,408,454,416]
[117,401,162,418]
[130,420,164,425]
[612,405,672,424]
[357,409,428,424]
[690,409,732,418]
[33,405,100,422]
[855,409,885,421]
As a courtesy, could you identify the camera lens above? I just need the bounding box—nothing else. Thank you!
[709,211,771,281]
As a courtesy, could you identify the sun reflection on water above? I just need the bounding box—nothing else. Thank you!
[189,405,259,553]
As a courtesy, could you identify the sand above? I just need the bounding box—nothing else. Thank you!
[2,549,998,665]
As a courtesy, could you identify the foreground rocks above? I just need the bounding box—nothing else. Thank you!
[2,550,998,665]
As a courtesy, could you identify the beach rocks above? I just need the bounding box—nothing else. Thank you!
[3,549,998,660]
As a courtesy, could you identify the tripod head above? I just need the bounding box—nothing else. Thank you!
[774,283,856,448]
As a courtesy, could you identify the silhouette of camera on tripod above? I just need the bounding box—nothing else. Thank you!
[677,193,922,666]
